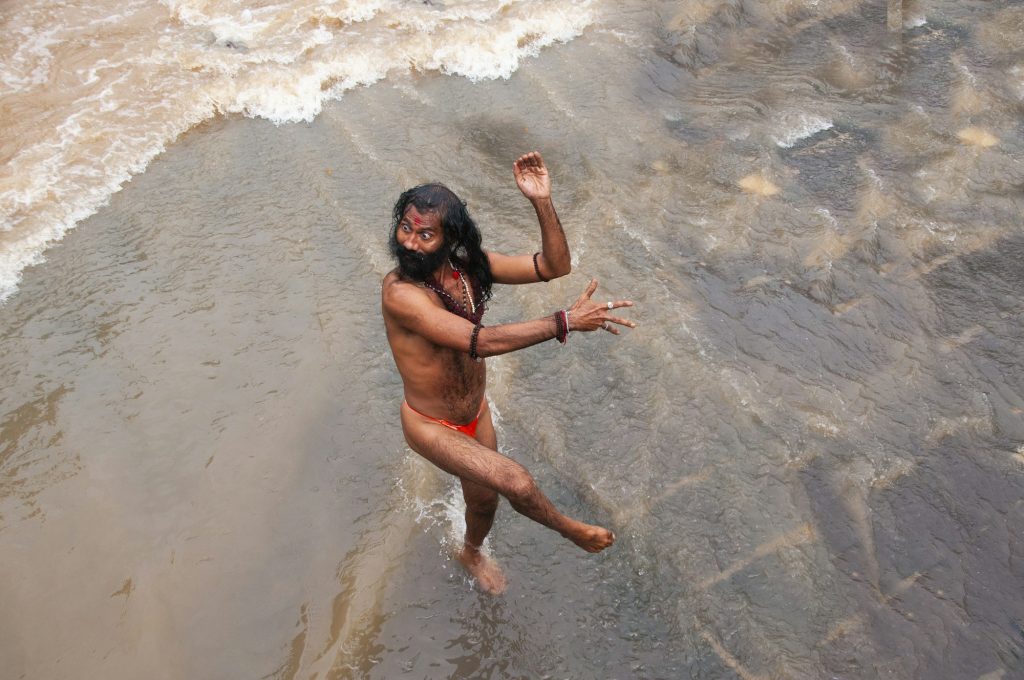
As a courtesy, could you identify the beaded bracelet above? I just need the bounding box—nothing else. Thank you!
[553,310,568,344]
[533,252,549,282]
[469,323,483,360]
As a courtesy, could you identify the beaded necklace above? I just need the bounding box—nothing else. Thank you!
[422,259,485,325]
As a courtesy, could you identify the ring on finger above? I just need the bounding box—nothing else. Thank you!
[607,301,614,310]
[602,322,610,331]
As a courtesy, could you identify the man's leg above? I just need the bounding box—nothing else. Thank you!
[460,477,498,548]
[457,475,505,593]
[400,402,615,553]
[462,403,501,549]
[453,409,506,592]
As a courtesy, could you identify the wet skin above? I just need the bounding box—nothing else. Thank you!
[382,152,632,593]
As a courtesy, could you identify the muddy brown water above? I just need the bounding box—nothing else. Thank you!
[2,1,1023,678]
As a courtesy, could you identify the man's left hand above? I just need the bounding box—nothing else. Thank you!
[568,279,637,335]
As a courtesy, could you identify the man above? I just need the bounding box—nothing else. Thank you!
[381,151,636,594]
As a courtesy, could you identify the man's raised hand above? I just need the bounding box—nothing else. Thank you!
[513,151,551,201]
[568,279,636,335]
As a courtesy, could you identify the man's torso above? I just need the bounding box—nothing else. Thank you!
[382,270,486,424]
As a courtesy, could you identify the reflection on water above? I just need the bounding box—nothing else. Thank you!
[2,1,1023,678]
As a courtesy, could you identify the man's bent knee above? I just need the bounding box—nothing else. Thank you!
[503,467,538,505]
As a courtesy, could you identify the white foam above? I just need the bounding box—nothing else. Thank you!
[0,26,61,91]
[771,112,834,148]
[0,0,594,303]
[0,99,216,302]
[396,453,470,550]
[424,9,591,81]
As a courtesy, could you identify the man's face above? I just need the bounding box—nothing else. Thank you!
[390,205,447,281]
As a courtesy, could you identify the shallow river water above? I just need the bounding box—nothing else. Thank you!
[2,1,1023,678]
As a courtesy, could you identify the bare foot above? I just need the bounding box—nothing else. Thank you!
[458,546,508,595]
[564,521,615,553]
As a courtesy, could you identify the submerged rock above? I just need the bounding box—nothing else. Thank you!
[738,173,779,196]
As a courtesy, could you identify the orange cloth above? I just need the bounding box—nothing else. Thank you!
[404,399,485,438]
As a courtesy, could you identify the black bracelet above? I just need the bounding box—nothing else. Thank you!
[533,252,549,282]
[469,323,483,361]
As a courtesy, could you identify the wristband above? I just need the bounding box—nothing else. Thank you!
[469,323,483,360]
[533,252,549,282]
[554,310,567,344]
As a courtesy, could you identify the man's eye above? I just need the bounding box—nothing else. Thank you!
[400,223,411,232]
[420,232,432,240]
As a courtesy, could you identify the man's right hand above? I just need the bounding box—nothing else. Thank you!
[567,279,636,335]
[513,151,552,201]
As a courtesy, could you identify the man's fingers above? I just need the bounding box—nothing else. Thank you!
[583,278,599,299]
[514,151,544,171]
[607,315,637,328]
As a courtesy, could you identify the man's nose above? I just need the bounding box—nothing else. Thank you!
[398,232,417,252]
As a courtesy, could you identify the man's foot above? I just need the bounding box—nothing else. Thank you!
[458,546,508,595]
[565,521,616,553]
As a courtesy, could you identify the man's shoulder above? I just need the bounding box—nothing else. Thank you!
[382,269,401,289]
[383,269,418,294]
[382,271,430,311]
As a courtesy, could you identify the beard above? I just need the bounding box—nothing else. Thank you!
[389,231,449,282]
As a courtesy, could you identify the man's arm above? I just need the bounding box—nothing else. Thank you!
[488,152,571,285]
[384,279,635,358]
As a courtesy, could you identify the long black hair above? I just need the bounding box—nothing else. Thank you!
[390,183,493,302]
